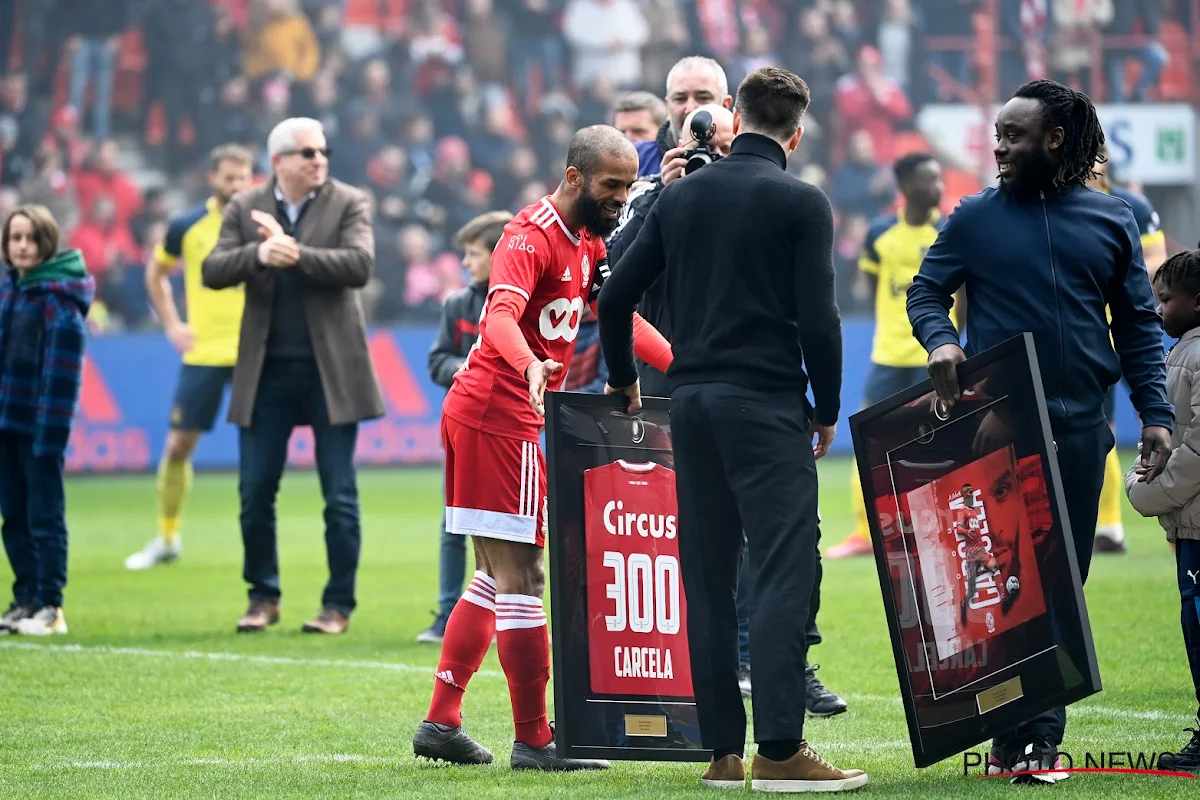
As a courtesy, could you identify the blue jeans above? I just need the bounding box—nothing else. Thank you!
[68,38,115,140]
[436,483,467,621]
[238,358,361,616]
[0,433,68,608]
[1107,43,1169,102]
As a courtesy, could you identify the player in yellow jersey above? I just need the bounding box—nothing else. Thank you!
[124,145,254,570]
[829,153,964,559]
[1088,143,1168,555]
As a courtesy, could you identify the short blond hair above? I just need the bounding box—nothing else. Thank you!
[2,204,60,265]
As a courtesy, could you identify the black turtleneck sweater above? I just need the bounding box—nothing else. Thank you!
[597,133,843,425]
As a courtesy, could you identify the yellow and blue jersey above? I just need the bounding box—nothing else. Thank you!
[1110,185,1165,253]
[155,197,243,367]
[859,211,949,368]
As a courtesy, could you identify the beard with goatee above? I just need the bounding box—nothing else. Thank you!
[999,147,1059,199]
[573,181,620,238]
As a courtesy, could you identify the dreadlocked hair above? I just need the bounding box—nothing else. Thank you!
[1154,250,1200,297]
[1013,79,1105,189]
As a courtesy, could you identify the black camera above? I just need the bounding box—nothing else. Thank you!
[684,110,722,175]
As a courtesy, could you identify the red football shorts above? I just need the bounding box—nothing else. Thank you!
[442,414,547,548]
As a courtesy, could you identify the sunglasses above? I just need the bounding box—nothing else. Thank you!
[282,147,332,159]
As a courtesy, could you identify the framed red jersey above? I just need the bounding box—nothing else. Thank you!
[849,333,1099,769]
[583,460,692,698]
[545,392,708,764]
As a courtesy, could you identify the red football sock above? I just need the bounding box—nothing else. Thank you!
[496,593,552,748]
[426,571,497,727]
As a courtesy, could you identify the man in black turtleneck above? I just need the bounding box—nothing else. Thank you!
[598,66,863,792]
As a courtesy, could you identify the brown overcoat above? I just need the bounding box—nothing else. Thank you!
[201,178,386,427]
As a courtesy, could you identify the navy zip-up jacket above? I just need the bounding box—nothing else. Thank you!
[907,183,1172,433]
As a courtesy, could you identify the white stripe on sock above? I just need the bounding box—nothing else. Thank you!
[472,571,497,592]
[461,590,495,611]
[494,594,546,631]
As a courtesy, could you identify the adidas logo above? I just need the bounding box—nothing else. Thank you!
[561,265,572,281]
[436,670,463,689]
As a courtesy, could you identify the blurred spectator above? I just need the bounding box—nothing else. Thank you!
[74,140,142,229]
[69,195,140,284]
[463,0,508,89]
[877,0,916,93]
[612,91,668,143]
[204,77,258,155]
[640,0,689,92]
[834,45,912,165]
[832,131,895,219]
[508,0,567,103]
[1,72,42,169]
[60,0,132,141]
[563,0,650,89]
[243,0,322,84]
[18,145,78,233]
[0,116,21,186]
[400,224,465,318]
[1106,0,1168,102]
[140,0,223,173]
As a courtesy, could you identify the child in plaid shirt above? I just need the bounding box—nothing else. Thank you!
[0,205,94,636]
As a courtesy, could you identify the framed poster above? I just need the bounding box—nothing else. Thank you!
[545,391,709,763]
[849,333,1101,768]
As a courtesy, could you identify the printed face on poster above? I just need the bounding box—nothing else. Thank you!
[849,333,1101,768]
[546,392,709,763]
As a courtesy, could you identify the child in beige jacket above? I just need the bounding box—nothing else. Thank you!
[1126,250,1200,772]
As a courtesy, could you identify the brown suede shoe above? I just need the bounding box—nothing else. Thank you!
[751,742,868,792]
[701,754,746,789]
[236,598,280,633]
[302,607,349,634]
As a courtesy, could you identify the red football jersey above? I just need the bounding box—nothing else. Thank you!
[583,461,693,698]
[444,196,610,442]
[953,506,986,559]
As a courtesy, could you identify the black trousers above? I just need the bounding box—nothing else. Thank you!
[737,523,822,666]
[993,422,1112,749]
[238,358,362,616]
[671,383,819,751]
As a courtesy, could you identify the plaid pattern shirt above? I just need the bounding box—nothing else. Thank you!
[0,257,94,457]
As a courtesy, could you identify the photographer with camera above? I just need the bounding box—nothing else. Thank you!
[606,104,733,398]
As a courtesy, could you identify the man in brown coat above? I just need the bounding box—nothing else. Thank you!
[202,117,384,635]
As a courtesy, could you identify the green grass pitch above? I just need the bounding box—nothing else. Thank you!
[0,454,1195,798]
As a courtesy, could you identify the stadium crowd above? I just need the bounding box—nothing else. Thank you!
[0,0,1187,333]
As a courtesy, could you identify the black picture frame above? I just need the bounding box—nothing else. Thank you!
[848,333,1101,768]
[546,391,711,763]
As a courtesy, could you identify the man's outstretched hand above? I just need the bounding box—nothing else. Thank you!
[605,380,643,414]
[525,359,563,417]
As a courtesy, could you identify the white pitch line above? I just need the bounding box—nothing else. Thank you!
[0,640,503,678]
[1,642,1183,724]
[26,753,403,772]
[841,693,1180,722]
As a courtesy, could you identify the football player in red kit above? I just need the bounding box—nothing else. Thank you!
[412,126,674,771]
[956,482,1018,624]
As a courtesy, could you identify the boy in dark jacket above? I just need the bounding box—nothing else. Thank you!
[417,210,511,643]
[0,205,94,636]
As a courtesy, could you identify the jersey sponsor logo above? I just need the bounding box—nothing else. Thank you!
[539,296,584,342]
[507,233,536,253]
[603,499,677,539]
